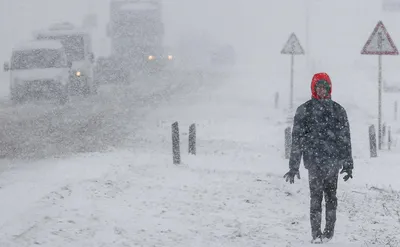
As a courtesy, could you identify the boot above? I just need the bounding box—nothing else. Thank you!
[322,228,334,242]
[311,230,322,243]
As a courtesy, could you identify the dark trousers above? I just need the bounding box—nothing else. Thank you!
[308,166,339,238]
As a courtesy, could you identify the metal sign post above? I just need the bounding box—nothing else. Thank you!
[361,21,398,150]
[281,33,305,124]
[378,32,383,150]
[290,53,294,113]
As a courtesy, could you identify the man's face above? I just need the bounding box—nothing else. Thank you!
[316,84,328,98]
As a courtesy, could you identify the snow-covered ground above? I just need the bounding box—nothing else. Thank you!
[0,69,399,246]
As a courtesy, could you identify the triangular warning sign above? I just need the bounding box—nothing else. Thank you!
[281,33,305,55]
[361,21,399,55]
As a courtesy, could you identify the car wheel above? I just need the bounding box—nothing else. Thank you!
[11,88,24,104]
[89,78,98,95]
[81,78,91,96]
[58,86,69,105]
[91,83,98,95]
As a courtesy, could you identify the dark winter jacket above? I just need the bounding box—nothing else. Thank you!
[289,73,353,171]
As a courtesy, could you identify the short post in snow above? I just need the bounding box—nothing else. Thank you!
[382,122,387,146]
[388,126,392,150]
[395,101,398,121]
[284,127,292,159]
[281,33,305,124]
[369,124,378,158]
[361,20,399,150]
[274,92,279,109]
[188,123,196,155]
[172,121,181,164]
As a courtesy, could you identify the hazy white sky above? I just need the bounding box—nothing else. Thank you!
[1,0,400,78]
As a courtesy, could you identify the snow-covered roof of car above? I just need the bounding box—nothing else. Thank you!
[112,0,160,10]
[111,0,160,3]
[33,27,89,38]
[121,2,158,10]
[12,40,64,51]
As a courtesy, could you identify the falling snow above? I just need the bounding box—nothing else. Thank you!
[0,0,399,246]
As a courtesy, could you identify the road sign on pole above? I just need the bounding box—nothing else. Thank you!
[281,33,305,55]
[361,21,398,55]
[361,21,399,150]
[281,33,305,124]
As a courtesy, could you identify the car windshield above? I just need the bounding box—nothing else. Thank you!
[11,49,65,70]
[37,34,85,61]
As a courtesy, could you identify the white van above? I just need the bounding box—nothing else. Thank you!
[3,40,71,104]
[33,22,97,95]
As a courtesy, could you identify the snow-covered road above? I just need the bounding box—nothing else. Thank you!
[0,70,216,160]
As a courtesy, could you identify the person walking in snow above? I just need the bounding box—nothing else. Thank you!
[283,72,354,243]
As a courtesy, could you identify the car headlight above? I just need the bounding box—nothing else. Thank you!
[75,71,81,76]
[168,55,173,60]
[148,55,154,60]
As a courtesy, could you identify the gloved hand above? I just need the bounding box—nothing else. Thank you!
[340,168,353,181]
[283,169,300,184]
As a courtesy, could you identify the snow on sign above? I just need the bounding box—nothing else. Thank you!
[281,33,304,55]
[361,21,399,55]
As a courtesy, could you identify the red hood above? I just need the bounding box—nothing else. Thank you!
[311,72,332,99]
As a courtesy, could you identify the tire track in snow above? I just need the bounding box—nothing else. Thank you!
[0,70,209,160]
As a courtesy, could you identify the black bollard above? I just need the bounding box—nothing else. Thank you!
[369,125,377,158]
[172,121,181,164]
[382,122,387,146]
[275,92,279,109]
[284,127,292,159]
[189,123,196,155]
